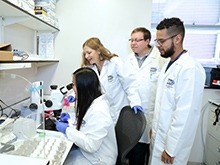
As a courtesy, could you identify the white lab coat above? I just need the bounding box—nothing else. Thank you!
[89,56,141,124]
[64,94,118,165]
[149,52,206,165]
[124,46,167,143]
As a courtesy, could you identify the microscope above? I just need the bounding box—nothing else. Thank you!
[44,83,75,118]
[27,82,75,131]
[38,83,75,131]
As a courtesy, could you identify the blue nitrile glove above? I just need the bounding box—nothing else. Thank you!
[55,121,69,134]
[132,105,144,114]
[68,95,76,103]
[59,113,70,123]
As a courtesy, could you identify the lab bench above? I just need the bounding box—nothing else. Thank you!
[0,118,73,165]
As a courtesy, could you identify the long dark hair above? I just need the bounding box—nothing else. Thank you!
[73,67,102,130]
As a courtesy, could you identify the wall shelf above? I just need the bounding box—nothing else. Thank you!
[0,60,59,70]
[0,59,59,63]
[0,0,59,32]
[0,0,60,70]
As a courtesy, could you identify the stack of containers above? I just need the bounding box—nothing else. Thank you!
[34,0,59,28]
[8,0,35,15]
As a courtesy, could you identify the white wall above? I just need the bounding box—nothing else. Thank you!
[4,24,35,52]
[53,0,152,86]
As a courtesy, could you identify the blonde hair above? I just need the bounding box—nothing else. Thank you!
[81,37,118,67]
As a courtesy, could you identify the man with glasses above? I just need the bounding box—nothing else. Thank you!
[124,27,167,165]
[149,17,206,165]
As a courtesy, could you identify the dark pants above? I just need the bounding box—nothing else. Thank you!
[127,142,150,165]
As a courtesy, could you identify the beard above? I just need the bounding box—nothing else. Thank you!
[161,42,175,58]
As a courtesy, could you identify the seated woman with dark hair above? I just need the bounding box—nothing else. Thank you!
[55,67,118,165]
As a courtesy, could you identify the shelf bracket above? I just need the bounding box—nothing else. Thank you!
[0,16,29,43]
[3,16,29,26]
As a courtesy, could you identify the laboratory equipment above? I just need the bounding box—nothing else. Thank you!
[29,81,44,111]
[39,83,75,130]
[204,67,220,88]
[0,73,74,165]
[213,105,220,125]
[0,118,15,130]
[44,83,73,110]
[7,136,67,165]
[205,100,220,165]
[13,117,37,139]
[0,73,32,118]
[210,68,220,88]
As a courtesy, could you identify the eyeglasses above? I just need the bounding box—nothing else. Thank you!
[128,38,145,43]
[154,34,179,46]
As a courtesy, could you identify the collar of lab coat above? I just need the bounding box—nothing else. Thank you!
[128,46,159,68]
[91,94,106,105]
[162,51,190,76]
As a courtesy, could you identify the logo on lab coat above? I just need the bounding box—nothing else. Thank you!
[108,75,113,82]
[150,67,157,73]
[72,118,86,127]
[166,78,175,88]
[150,67,157,79]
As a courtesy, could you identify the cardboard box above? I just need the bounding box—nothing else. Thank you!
[0,44,13,61]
